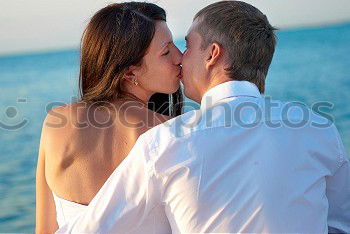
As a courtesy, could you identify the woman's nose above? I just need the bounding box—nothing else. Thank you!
[173,46,183,65]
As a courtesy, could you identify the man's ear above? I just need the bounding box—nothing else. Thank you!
[205,42,222,70]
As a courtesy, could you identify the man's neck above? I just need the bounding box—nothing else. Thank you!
[198,77,233,104]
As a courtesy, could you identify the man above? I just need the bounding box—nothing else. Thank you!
[57,1,350,233]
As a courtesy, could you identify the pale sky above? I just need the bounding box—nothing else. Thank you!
[1,0,350,55]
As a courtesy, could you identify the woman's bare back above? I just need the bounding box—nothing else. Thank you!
[42,101,171,205]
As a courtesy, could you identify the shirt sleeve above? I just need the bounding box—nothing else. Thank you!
[327,126,350,233]
[55,134,162,233]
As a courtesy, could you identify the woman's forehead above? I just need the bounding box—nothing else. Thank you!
[152,21,173,50]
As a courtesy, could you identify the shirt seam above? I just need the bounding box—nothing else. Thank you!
[331,124,346,170]
[146,143,164,212]
[147,117,317,153]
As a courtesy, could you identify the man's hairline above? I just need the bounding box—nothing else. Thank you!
[185,17,207,50]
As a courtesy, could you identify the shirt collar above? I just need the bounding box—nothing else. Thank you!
[200,80,261,109]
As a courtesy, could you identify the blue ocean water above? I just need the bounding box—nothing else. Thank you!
[0,22,349,232]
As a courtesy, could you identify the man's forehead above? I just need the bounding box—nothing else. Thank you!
[186,19,200,41]
[185,27,194,42]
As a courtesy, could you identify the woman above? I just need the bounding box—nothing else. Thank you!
[36,2,183,233]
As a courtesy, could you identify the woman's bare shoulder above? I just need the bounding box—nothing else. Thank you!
[40,102,92,161]
[44,102,80,126]
[43,102,110,130]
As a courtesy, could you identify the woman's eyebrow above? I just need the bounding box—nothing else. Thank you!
[160,41,172,50]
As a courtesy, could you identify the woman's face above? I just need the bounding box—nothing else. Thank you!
[137,21,183,94]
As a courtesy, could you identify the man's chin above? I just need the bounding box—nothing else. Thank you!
[182,88,196,103]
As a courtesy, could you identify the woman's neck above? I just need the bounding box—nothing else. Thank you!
[123,83,154,106]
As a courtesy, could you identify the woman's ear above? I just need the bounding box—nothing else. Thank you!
[205,42,222,70]
[123,65,140,85]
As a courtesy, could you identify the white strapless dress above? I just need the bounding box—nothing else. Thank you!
[52,192,172,233]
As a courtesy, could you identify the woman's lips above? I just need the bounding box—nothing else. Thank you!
[177,69,183,79]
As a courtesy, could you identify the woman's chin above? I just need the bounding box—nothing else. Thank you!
[171,83,181,93]
[157,81,181,94]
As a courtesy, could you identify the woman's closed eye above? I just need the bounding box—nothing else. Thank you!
[162,50,170,56]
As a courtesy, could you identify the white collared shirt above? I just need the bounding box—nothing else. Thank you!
[57,81,350,233]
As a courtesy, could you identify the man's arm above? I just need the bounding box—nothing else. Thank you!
[327,127,350,233]
[56,134,162,233]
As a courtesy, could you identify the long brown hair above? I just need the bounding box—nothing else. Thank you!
[79,2,183,116]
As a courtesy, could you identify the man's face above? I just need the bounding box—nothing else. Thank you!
[181,20,208,103]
